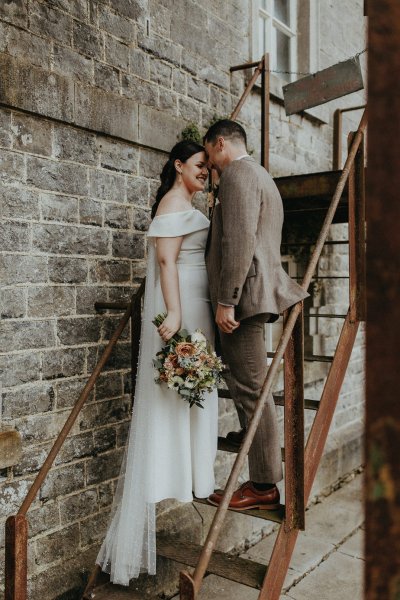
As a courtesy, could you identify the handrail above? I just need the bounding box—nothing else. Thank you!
[181,107,367,597]
[18,279,145,516]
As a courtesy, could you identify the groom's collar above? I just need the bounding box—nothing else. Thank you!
[233,153,250,161]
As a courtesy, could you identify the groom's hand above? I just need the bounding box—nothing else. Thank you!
[216,304,240,334]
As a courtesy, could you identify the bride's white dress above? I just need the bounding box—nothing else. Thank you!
[96,209,218,585]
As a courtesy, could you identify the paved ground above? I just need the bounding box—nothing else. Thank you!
[170,472,365,600]
[94,472,364,600]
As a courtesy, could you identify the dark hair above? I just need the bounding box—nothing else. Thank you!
[203,119,247,146]
[151,140,204,219]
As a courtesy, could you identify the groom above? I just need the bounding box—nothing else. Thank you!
[204,119,308,510]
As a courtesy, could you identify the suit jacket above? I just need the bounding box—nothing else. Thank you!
[205,156,309,321]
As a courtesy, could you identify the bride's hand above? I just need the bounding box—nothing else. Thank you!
[158,312,181,342]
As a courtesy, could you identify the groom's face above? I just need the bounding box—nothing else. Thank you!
[204,138,225,175]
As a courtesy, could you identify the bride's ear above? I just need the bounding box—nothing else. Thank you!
[174,159,183,174]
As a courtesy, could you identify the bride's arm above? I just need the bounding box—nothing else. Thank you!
[156,235,184,342]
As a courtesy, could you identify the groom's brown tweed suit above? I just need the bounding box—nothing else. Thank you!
[205,156,309,483]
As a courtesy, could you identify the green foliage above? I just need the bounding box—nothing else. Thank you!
[181,123,202,143]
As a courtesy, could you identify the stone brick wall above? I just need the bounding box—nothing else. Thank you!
[0,0,366,598]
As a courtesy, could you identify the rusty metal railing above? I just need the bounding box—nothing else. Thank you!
[4,280,145,600]
[179,109,367,599]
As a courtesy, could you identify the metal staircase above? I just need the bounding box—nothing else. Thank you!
[4,55,367,600]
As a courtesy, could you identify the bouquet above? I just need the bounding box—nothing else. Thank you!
[152,313,224,408]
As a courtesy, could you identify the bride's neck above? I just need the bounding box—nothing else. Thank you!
[170,182,194,204]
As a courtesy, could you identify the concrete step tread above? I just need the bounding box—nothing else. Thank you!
[193,495,285,524]
[217,389,320,410]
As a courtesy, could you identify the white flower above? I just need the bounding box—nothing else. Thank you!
[191,329,207,344]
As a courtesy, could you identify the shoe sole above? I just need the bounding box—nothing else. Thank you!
[207,499,280,511]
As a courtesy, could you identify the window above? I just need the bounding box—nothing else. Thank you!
[257,0,297,82]
[251,0,320,86]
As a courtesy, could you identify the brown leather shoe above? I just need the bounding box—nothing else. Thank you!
[208,481,280,511]
[225,428,246,447]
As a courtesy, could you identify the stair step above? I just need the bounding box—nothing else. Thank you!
[217,436,286,462]
[157,535,267,589]
[267,351,334,363]
[193,495,285,525]
[218,389,319,411]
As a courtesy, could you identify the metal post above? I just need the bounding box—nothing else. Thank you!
[261,53,270,171]
[366,1,400,597]
[5,515,28,600]
[283,304,305,532]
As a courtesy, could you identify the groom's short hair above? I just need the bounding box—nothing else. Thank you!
[204,119,247,147]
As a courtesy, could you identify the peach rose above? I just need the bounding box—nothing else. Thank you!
[175,342,197,357]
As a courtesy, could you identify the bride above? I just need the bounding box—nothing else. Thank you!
[95,141,218,585]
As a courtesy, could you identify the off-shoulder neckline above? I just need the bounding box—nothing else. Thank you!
[153,208,202,219]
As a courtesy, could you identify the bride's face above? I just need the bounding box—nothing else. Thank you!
[179,151,208,193]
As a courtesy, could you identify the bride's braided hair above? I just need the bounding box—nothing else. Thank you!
[151,140,204,219]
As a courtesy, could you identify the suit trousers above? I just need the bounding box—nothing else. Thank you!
[219,315,283,484]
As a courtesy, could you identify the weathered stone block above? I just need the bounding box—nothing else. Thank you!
[178,96,201,122]
[98,4,136,42]
[187,76,209,103]
[95,372,123,401]
[79,197,103,227]
[80,397,130,432]
[27,156,88,195]
[40,193,79,223]
[126,175,150,205]
[57,316,102,345]
[28,502,60,537]
[87,342,131,372]
[138,147,166,179]
[104,34,130,70]
[80,509,111,547]
[28,286,75,317]
[74,82,139,142]
[48,256,88,283]
[0,286,26,318]
[97,137,139,174]
[1,320,56,351]
[112,230,145,259]
[30,0,73,45]
[75,285,107,314]
[0,185,39,219]
[133,206,151,231]
[59,489,98,525]
[0,254,47,285]
[93,426,117,453]
[0,478,32,519]
[16,410,68,444]
[0,351,40,387]
[0,107,12,147]
[89,168,126,202]
[6,24,52,69]
[73,21,102,58]
[94,62,120,93]
[104,202,131,229]
[138,105,181,152]
[0,220,29,252]
[0,148,25,185]
[101,315,130,341]
[159,88,178,113]
[53,44,93,83]
[0,427,22,468]
[55,376,92,409]
[42,347,86,380]
[150,58,173,88]
[53,124,98,165]
[89,259,131,283]
[11,112,52,156]
[32,223,109,256]
[138,31,181,66]
[130,47,150,79]
[39,462,85,500]
[86,448,124,485]
[122,73,159,108]
[111,0,147,20]
[55,431,94,465]
[0,0,27,27]
[172,69,187,94]
[35,523,80,566]
[2,383,55,419]
[98,481,113,507]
